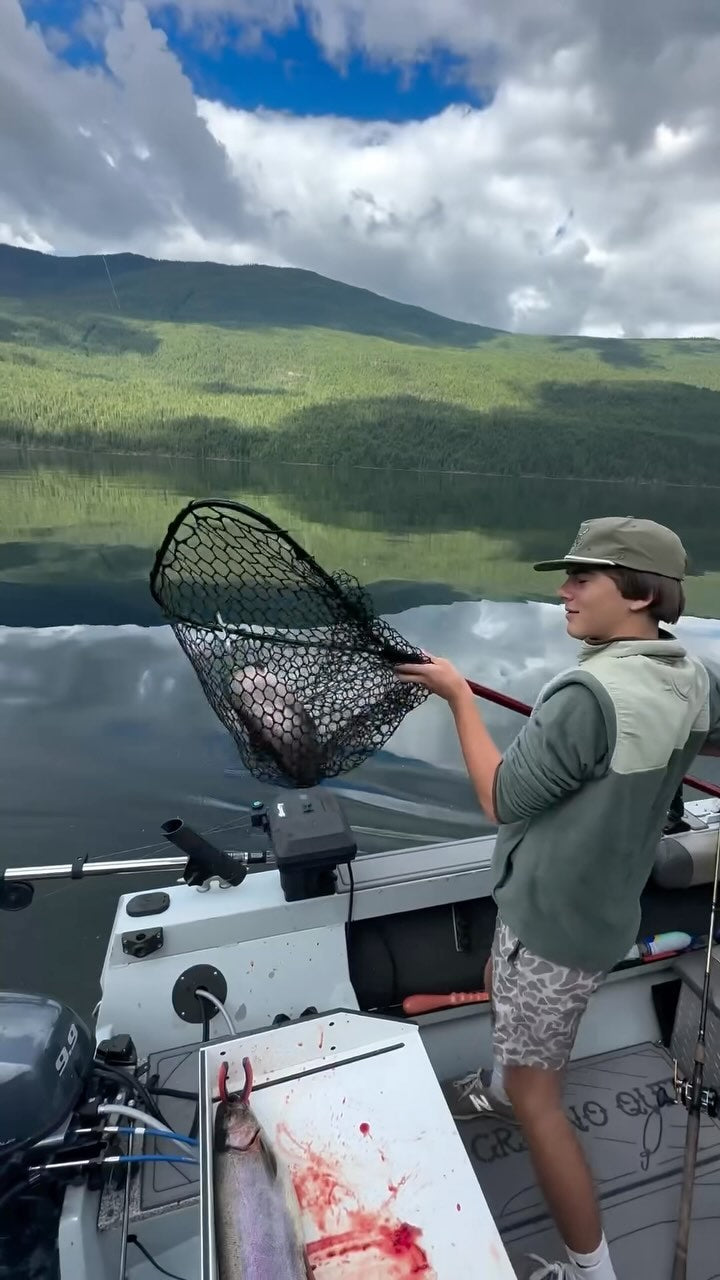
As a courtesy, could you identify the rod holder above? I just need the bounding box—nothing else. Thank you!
[161,819,248,888]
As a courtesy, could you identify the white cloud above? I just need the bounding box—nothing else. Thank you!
[0,0,255,248]
[1,0,719,336]
[0,221,54,253]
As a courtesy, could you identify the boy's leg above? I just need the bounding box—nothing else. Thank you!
[503,1063,602,1252]
[441,920,517,1121]
[491,918,614,1276]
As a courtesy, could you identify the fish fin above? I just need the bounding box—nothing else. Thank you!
[258,1131,279,1180]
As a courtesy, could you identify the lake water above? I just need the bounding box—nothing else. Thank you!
[2,444,720,1020]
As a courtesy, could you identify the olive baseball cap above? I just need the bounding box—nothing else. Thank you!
[533,516,688,581]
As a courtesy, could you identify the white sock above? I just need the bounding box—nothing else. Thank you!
[490,1064,511,1106]
[567,1234,617,1278]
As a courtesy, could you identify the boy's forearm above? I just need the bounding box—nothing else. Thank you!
[449,687,502,822]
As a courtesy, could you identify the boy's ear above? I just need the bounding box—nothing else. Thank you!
[627,595,654,614]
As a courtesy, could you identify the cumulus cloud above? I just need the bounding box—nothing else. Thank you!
[0,0,255,248]
[1,0,719,336]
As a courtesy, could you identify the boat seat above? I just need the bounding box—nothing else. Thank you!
[669,946,720,1092]
[651,828,719,890]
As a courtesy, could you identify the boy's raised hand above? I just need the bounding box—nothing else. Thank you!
[395,652,469,705]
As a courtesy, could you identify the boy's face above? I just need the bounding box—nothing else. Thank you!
[557,570,652,642]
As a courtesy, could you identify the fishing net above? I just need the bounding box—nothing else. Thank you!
[149,499,429,787]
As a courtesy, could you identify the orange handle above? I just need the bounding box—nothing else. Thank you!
[402,991,490,1015]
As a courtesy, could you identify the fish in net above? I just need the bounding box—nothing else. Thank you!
[149,499,430,787]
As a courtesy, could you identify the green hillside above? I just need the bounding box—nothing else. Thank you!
[0,244,502,346]
[0,244,718,482]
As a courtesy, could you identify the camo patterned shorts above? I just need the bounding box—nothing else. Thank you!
[490,917,605,1071]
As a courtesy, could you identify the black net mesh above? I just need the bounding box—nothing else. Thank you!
[149,500,429,787]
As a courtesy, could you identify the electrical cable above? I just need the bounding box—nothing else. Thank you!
[84,1126,198,1146]
[148,1087,197,1102]
[345,860,355,944]
[128,1236,190,1280]
[195,988,235,1036]
[96,1106,193,1157]
[93,1061,172,1129]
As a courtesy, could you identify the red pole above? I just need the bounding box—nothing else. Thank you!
[465,678,533,719]
[465,677,720,803]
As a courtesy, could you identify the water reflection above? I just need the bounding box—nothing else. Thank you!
[0,601,563,867]
[3,445,720,622]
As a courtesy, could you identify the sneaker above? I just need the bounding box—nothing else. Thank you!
[521,1257,578,1280]
[440,1067,518,1123]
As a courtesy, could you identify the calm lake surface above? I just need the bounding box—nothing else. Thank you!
[2,444,720,1019]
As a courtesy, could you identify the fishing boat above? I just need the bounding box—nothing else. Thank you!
[1,780,718,1280]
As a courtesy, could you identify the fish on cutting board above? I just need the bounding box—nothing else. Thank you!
[213,1058,314,1279]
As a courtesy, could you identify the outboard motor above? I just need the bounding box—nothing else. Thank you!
[0,994,95,1280]
[0,993,93,1158]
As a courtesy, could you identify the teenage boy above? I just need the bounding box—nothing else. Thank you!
[396,516,720,1280]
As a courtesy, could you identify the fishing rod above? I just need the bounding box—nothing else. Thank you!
[671,818,720,1280]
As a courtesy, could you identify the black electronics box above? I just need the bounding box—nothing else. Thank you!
[266,789,357,901]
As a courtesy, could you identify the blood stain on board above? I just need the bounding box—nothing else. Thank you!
[386,1174,409,1200]
[356,1121,392,1166]
[307,1215,433,1278]
[277,1125,355,1234]
[277,1125,433,1277]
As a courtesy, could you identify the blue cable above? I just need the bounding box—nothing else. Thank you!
[115,1155,198,1166]
[113,1126,198,1146]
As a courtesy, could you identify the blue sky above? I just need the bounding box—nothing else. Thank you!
[23,0,485,121]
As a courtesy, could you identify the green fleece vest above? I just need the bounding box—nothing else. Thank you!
[491,636,711,972]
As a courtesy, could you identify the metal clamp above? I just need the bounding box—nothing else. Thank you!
[121,928,164,959]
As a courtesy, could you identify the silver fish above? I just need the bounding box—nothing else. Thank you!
[213,1058,312,1280]
[229,665,322,785]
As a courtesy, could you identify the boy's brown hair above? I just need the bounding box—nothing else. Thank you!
[604,566,686,625]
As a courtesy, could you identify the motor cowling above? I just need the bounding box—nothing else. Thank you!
[0,993,93,1157]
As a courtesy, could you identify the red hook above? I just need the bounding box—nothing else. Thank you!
[240,1056,253,1106]
[217,1056,253,1106]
